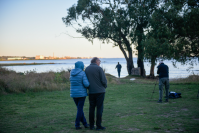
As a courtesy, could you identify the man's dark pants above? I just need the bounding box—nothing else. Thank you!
[89,93,105,128]
[73,97,88,127]
[117,70,121,78]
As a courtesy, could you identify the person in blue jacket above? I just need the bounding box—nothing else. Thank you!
[70,61,90,130]
[115,62,122,78]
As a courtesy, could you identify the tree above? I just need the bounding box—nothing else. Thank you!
[169,0,199,61]
[143,0,199,77]
[127,0,159,76]
[142,8,173,77]
[62,0,159,75]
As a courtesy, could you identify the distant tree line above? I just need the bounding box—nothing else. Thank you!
[0,56,34,61]
[62,0,199,77]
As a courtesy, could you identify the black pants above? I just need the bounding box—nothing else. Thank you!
[73,97,88,127]
[117,70,121,78]
[89,93,105,128]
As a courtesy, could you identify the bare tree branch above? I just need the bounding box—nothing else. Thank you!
[55,32,84,38]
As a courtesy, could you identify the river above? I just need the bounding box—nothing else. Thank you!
[0,58,199,79]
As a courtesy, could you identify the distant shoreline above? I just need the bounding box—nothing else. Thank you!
[0,59,73,61]
[0,63,59,66]
[0,57,122,62]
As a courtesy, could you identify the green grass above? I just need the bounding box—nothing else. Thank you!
[0,76,199,133]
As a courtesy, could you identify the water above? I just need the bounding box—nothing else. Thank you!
[0,58,199,79]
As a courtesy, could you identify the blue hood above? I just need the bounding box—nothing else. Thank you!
[70,61,84,76]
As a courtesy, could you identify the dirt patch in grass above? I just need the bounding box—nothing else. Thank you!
[127,128,140,131]
[118,125,140,132]
[181,108,188,111]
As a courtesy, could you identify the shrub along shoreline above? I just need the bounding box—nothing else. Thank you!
[0,66,199,94]
[0,67,121,94]
[0,67,70,93]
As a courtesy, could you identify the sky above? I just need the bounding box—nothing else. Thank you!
[0,0,137,58]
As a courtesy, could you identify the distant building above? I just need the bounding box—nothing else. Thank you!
[7,57,22,60]
[65,56,71,59]
[26,57,35,60]
[35,55,44,59]
[44,56,49,59]
[48,56,53,59]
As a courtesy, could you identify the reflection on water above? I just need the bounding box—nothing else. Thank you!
[0,58,199,79]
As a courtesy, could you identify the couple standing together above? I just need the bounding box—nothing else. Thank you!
[70,57,107,130]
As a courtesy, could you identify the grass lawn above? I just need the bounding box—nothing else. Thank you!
[0,76,199,133]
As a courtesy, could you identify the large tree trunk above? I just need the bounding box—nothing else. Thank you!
[118,29,134,75]
[150,59,156,77]
[117,41,134,75]
[136,25,145,76]
[127,51,134,75]
[137,57,144,76]
[150,64,155,77]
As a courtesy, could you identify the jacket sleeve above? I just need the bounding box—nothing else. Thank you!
[99,68,107,88]
[82,72,90,88]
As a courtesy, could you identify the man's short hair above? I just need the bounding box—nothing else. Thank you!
[91,57,99,63]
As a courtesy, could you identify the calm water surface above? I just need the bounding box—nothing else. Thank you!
[0,58,199,79]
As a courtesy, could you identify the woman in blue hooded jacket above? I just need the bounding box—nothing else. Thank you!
[70,61,90,130]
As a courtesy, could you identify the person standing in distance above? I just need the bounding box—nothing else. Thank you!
[85,57,107,130]
[115,62,122,78]
[157,60,169,103]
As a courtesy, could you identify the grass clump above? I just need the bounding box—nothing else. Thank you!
[170,74,199,84]
[105,73,121,84]
[0,67,70,93]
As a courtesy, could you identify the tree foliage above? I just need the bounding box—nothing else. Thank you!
[142,0,199,77]
[62,0,198,76]
[62,0,159,75]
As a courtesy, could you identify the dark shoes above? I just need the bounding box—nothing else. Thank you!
[76,125,106,130]
[157,100,162,103]
[90,127,95,130]
[76,125,90,130]
[75,127,82,130]
[157,99,168,103]
[96,126,106,131]
[84,124,89,128]
[76,123,90,129]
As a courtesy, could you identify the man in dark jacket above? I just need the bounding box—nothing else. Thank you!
[115,62,122,78]
[157,60,169,103]
[85,57,107,130]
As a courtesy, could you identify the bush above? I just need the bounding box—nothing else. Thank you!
[170,74,199,83]
[0,67,70,93]
[0,66,16,75]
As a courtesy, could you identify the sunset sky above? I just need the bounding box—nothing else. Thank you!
[0,0,137,58]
